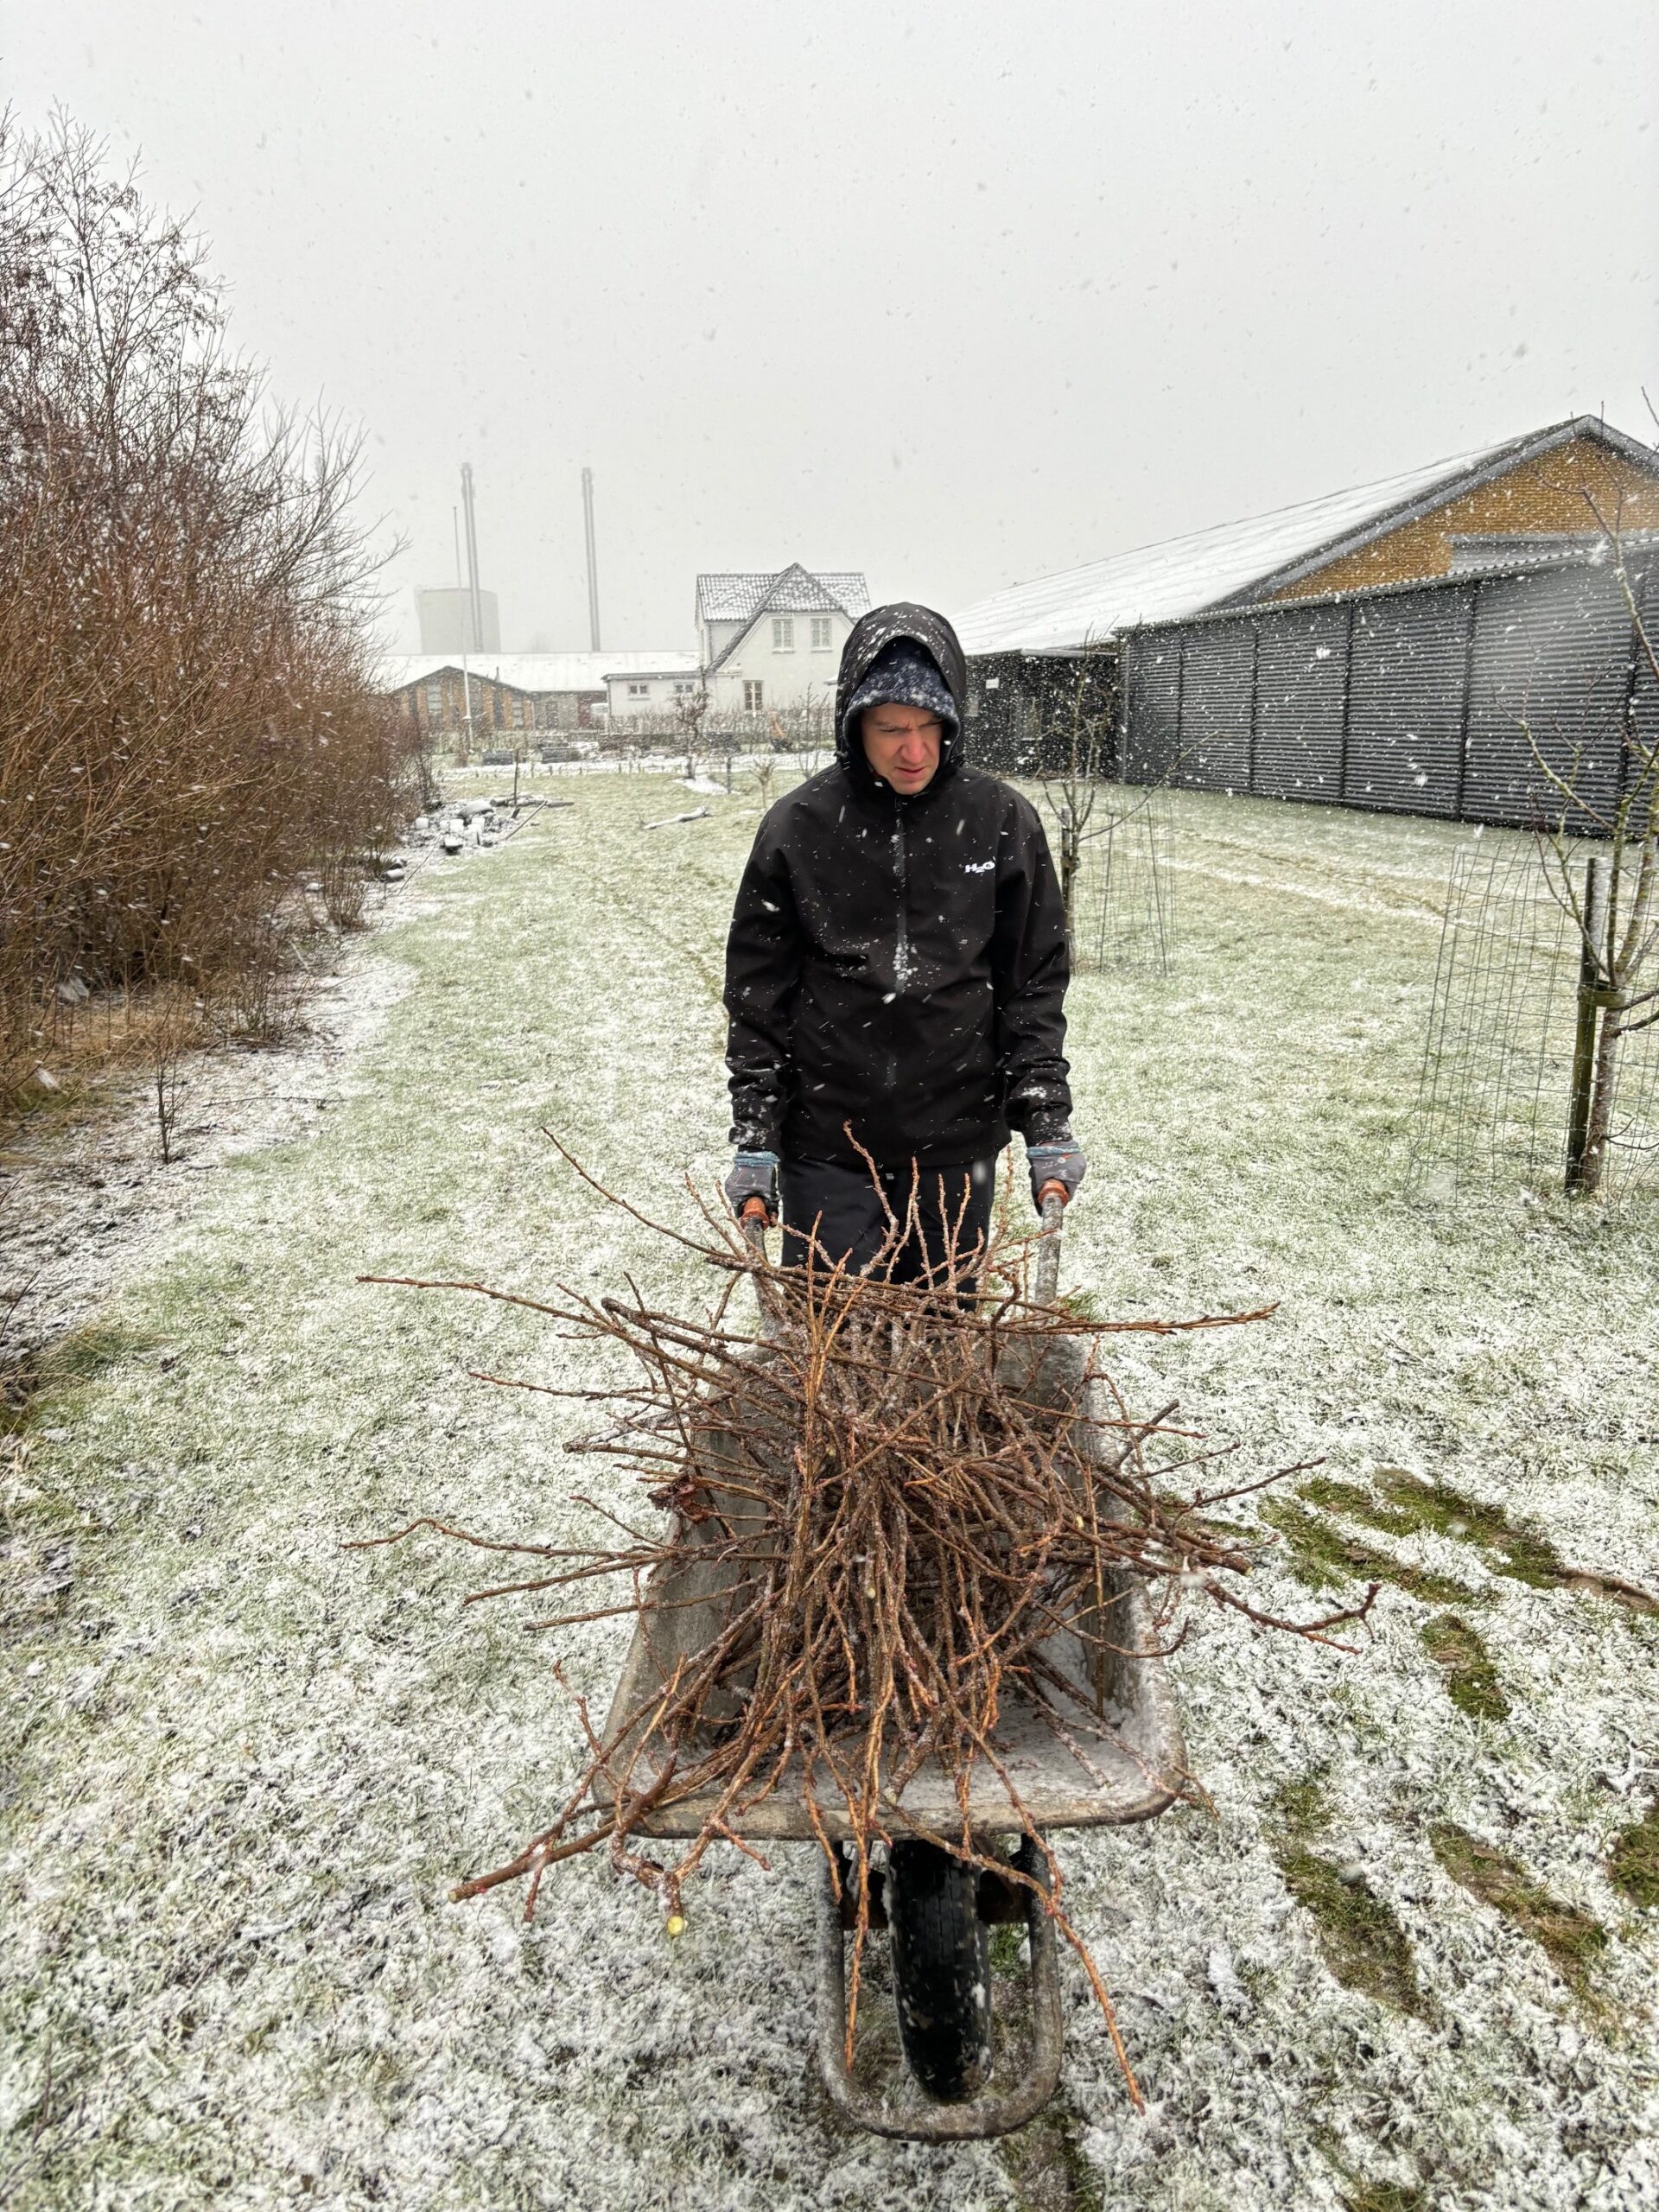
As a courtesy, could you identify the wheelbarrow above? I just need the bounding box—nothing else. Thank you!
[600,1192,1187,2140]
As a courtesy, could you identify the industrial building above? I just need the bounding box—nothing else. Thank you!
[414,586,501,656]
[378,651,696,737]
[955,417,1659,828]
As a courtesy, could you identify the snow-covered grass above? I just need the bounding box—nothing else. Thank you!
[3,775,1656,2211]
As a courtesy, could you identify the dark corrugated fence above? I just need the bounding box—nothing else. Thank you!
[1121,560,1656,829]
[1254,602,1347,801]
[965,652,1117,778]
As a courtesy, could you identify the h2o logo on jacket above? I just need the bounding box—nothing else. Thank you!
[963,860,995,874]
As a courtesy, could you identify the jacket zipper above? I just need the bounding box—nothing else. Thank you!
[892,796,912,992]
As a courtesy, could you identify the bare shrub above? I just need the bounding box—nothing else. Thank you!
[0,112,421,1109]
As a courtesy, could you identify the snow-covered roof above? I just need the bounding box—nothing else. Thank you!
[376,651,696,695]
[953,416,1659,656]
[605,659,705,684]
[696,566,870,623]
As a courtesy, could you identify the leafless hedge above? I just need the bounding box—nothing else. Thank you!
[0,113,423,1099]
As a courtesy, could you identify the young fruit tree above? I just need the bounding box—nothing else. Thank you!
[674,677,711,780]
[1526,516,1659,1197]
[1036,643,1174,972]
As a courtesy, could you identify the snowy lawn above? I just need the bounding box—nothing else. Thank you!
[3,772,1656,2211]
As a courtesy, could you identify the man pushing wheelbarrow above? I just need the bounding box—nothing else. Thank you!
[688,606,1184,2133]
[721,601,1087,1286]
[373,609,1358,2139]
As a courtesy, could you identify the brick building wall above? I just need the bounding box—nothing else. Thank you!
[390,670,605,735]
[1272,436,1659,601]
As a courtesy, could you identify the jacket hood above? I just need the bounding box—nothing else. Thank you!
[835,602,969,793]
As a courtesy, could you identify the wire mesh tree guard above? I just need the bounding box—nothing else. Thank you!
[1066,785,1177,976]
[1408,835,1659,1208]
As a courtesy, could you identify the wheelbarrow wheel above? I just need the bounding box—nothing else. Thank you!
[887,1840,992,2102]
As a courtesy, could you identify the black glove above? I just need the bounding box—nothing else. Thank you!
[1026,1128,1086,1211]
[724,1149,780,1224]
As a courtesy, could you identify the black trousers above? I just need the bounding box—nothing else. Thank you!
[779,1156,995,1287]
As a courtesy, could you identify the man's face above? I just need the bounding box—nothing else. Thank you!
[861,702,944,795]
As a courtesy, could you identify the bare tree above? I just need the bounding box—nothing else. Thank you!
[673,675,711,779]
[1033,639,1176,969]
[1034,645,1116,938]
[1524,509,1659,1197]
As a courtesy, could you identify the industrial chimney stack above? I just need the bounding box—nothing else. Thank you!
[582,467,601,652]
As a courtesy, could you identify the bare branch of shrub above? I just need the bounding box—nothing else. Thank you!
[0,111,421,1115]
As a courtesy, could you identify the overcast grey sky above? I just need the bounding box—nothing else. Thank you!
[11,3,1658,651]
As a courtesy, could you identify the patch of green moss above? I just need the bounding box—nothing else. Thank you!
[1431,1823,1607,1995]
[1260,1498,1482,1607]
[1276,1847,1427,2018]
[1420,1614,1510,1721]
[1297,1469,1656,1614]
[989,1923,1027,1980]
[1274,1775,1333,1837]
[1300,1474,1421,1534]
[1373,1470,1561,1588]
[1607,1800,1659,1910]
[997,2091,1104,2212]
[1271,1779,1426,2018]
[1338,2179,1432,2212]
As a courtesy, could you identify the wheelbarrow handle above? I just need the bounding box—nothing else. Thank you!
[1035,1185,1065,1306]
[740,1195,772,1250]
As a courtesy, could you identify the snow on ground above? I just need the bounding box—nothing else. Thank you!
[3,774,1656,2211]
[1,921,423,1376]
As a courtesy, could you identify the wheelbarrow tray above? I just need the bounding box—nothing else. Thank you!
[598,1336,1187,1841]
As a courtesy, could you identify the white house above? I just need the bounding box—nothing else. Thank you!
[695,566,870,715]
[601,652,702,720]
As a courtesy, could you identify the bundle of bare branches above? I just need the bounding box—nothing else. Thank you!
[358,1156,1373,2091]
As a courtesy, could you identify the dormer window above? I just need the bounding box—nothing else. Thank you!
[772,618,795,651]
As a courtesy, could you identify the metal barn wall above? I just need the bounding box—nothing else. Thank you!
[1121,561,1655,828]
[1252,602,1347,801]
[1462,567,1634,825]
[1344,588,1473,816]
[1178,626,1254,790]
[964,653,1119,779]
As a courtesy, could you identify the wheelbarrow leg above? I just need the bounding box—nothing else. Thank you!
[813,1840,1065,2142]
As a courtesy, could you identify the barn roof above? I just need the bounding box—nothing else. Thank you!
[952,416,1659,657]
[376,650,696,695]
[696,566,871,623]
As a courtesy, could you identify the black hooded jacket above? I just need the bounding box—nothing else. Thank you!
[723,603,1072,1167]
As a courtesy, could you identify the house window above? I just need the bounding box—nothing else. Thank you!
[772,618,794,651]
[627,682,651,699]
[744,680,765,712]
[424,680,442,715]
[810,617,833,650]
[671,681,696,696]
